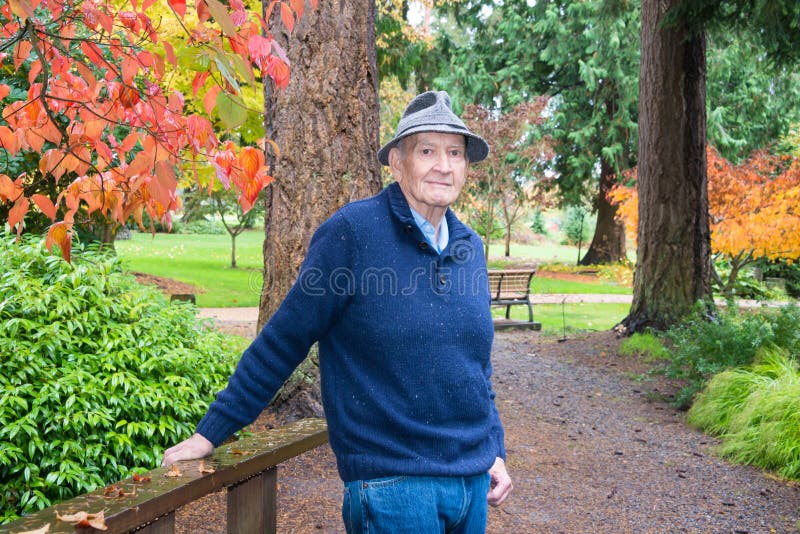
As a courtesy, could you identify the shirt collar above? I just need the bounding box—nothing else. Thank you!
[409,206,449,253]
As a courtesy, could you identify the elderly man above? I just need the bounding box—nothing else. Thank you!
[162,91,512,533]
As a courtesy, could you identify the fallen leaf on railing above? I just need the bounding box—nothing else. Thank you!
[164,464,182,477]
[103,484,136,498]
[14,523,50,534]
[230,449,255,455]
[198,460,216,474]
[55,510,108,530]
[132,473,152,483]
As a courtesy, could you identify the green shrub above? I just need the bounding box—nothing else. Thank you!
[174,219,227,235]
[688,349,800,480]
[618,332,671,362]
[560,206,594,246]
[663,304,800,408]
[0,233,239,523]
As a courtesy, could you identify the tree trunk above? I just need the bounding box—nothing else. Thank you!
[230,234,237,269]
[258,0,381,421]
[580,158,627,265]
[623,0,712,332]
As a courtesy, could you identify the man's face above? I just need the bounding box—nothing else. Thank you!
[389,132,468,217]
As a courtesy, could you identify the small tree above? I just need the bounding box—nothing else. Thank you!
[212,187,264,268]
[460,99,553,259]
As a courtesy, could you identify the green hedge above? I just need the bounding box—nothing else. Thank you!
[0,233,239,523]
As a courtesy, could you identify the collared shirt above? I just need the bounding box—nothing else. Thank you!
[409,207,449,253]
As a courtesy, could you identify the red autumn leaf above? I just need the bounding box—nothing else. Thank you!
[203,84,221,116]
[14,40,32,70]
[191,71,210,97]
[122,132,139,152]
[168,0,186,17]
[32,194,57,220]
[40,118,63,145]
[238,146,264,180]
[126,150,153,179]
[75,61,98,92]
[289,0,304,20]
[132,473,151,483]
[8,0,35,22]
[80,41,105,66]
[279,2,295,32]
[0,125,18,155]
[163,41,177,68]
[7,196,29,234]
[196,0,210,23]
[121,56,139,84]
[39,149,67,181]
[0,84,10,100]
[0,174,22,202]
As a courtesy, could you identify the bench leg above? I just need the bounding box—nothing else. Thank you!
[505,304,511,320]
[527,301,533,323]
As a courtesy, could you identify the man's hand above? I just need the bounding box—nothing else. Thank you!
[161,433,214,466]
[487,457,512,507]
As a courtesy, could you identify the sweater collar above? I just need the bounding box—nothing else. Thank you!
[386,181,470,241]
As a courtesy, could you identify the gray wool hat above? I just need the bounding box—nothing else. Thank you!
[378,91,490,166]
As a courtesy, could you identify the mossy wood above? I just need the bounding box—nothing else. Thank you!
[0,419,328,534]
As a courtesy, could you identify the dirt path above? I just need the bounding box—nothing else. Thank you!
[178,325,800,533]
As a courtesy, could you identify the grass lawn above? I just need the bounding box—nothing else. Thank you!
[115,230,264,307]
[530,276,631,295]
[494,302,630,337]
[116,231,631,309]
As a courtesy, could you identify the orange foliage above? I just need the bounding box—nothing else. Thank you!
[0,0,311,259]
[609,147,800,263]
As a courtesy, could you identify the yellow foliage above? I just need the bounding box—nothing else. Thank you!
[609,147,800,263]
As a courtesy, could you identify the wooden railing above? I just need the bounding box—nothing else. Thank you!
[0,418,328,534]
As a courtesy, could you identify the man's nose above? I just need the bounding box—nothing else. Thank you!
[433,150,453,172]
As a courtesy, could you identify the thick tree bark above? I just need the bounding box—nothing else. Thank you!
[623,0,712,332]
[257,0,381,420]
[580,158,627,265]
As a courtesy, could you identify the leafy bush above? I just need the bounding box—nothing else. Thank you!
[174,219,227,235]
[0,233,239,523]
[688,349,800,480]
[663,304,800,408]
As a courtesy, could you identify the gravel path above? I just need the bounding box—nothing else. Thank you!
[178,321,800,533]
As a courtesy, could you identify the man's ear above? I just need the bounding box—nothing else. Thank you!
[388,147,403,180]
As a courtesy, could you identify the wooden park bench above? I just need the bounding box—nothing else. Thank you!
[0,418,328,534]
[488,268,541,330]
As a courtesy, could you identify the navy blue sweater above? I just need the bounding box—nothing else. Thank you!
[196,182,506,482]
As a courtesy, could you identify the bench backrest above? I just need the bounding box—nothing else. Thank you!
[487,269,536,300]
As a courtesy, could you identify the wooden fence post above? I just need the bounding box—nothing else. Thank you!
[227,468,278,533]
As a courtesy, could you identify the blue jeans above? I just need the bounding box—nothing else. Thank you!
[342,473,491,534]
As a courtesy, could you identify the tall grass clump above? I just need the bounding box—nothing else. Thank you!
[688,349,800,480]
[663,304,800,408]
[0,233,239,523]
